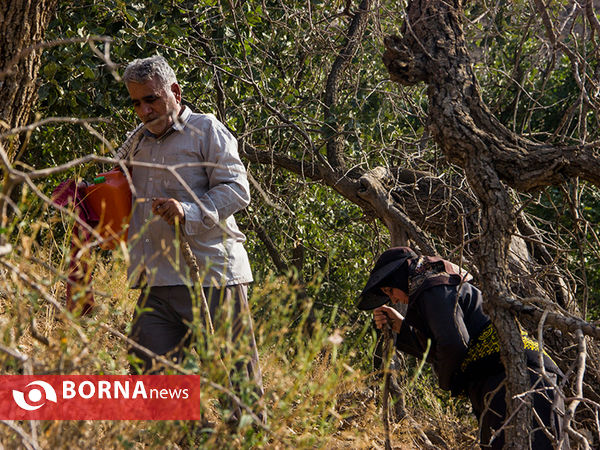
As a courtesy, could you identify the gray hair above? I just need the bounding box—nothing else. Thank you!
[122,55,177,88]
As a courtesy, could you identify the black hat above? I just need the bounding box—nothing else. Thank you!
[356,247,417,310]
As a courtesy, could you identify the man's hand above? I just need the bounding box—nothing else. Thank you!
[373,306,404,333]
[152,197,185,226]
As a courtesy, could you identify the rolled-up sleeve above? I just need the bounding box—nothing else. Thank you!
[181,117,251,236]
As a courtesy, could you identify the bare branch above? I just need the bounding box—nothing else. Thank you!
[324,0,373,171]
[563,328,591,449]
[98,323,278,439]
[503,295,600,340]
[0,36,114,81]
[0,421,39,450]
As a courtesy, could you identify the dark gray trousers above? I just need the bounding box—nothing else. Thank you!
[128,284,264,413]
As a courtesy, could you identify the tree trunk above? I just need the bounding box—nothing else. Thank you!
[381,0,555,447]
[0,0,58,162]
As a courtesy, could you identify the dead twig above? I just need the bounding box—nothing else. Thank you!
[562,329,591,449]
[381,325,393,450]
[98,323,277,439]
[0,421,40,450]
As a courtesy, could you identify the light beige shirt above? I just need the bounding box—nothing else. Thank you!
[125,107,253,288]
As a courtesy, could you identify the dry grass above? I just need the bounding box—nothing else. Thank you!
[0,232,477,449]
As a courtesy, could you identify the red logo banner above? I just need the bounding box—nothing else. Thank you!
[0,375,201,420]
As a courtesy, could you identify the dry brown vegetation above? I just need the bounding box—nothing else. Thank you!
[3,1,600,448]
[0,225,477,449]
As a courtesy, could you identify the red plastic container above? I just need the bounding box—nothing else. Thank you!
[85,168,132,250]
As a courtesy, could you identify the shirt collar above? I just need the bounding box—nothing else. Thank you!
[173,105,191,131]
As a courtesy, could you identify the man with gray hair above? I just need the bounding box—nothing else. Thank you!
[119,55,264,423]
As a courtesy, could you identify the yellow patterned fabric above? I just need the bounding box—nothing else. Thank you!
[461,323,548,372]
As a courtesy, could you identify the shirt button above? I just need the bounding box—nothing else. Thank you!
[145,239,150,243]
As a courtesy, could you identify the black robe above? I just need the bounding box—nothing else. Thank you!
[395,283,563,449]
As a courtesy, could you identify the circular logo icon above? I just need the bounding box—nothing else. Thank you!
[12,381,58,411]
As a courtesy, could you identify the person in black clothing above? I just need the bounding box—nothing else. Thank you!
[358,247,564,449]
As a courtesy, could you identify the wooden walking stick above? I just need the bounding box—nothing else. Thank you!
[382,324,394,450]
[177,222,214,335]
[178,223,260,424]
